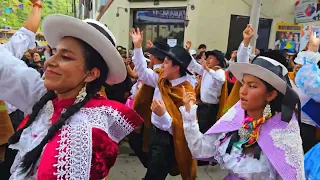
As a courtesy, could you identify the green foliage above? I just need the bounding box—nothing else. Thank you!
[0,0,75,30]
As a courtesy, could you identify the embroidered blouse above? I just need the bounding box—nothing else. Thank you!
[180,105,280,180]
[179,104,304,180]
[0,29,143,180]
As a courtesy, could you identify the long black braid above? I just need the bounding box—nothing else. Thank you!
[8,37,109,176]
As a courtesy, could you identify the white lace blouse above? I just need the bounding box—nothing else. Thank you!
[180,105,282,180]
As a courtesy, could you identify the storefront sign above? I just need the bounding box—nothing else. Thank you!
[135,9,186,24]
[274,22,302,53]
[295,0,318,23]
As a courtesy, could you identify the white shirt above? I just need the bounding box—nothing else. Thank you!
[236,42,251,63]
[0,28,46,115]
[5,102,18,114]
[153,64,162,70]
[2,27,36,60]
[188,59,225,104]
[179,105,282,180]
[133,48,188,134]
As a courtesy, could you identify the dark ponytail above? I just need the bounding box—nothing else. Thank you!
[11,37,109,176]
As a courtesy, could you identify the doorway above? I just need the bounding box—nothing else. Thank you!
[226,15,273,58]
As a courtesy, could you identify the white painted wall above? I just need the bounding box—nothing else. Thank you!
[99,0,296,52]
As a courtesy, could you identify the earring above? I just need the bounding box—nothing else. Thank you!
[263,103,271,117]
[75,84,87,104]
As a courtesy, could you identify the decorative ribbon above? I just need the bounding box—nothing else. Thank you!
[233,113,272,149]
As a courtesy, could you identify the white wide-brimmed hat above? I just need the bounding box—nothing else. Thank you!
[230,56,288,94]
[230,56,300,123]
[42,14,126,84]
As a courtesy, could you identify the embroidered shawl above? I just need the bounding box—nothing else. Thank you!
[205,102,305,180]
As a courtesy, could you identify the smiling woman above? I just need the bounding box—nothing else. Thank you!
[0,14,143,180]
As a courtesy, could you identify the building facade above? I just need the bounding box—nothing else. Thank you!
[96,0,296,53]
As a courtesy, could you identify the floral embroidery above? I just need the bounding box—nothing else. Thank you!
[44,100,54,118]
[54,106,134,180]
[270,120,305,180]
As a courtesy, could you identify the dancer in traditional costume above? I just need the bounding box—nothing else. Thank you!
[0,14,143,179]
[296,27,320,180]
[129,40,171,167]
[130,28,196,180]
[180,54,304,179]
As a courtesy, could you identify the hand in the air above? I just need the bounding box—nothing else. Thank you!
[231,50,237,60]
[147,40,153,48]
[308,26,320,52]
[130,28,143,48]
[243,24,254,47]
[185,41,192,50]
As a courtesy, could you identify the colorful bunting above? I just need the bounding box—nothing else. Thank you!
[0,0,51,16]
[5,8,11,14]
[0,3,26,16]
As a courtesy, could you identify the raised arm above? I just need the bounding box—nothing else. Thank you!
[185,41,205,75]
[295,26,320,103]
[3,0,42,59]
[237,24,254,63]
[0,46,46,114]
[188,57,205,76]
[130,28,158,88]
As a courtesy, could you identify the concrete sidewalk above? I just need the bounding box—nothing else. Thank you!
[108,142,228,180]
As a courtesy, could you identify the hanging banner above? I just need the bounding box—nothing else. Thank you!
[274,22,302,53]
[299,24,320,51]
[135,9,186,24]
[295,0,318,23]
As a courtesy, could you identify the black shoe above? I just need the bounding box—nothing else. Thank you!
[197,160,209,166]
[129,152,137,156]
[211,162,217,166]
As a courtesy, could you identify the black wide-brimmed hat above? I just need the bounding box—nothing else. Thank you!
[162,45,192,75]
[205,50,226,68]
[147,41,170,60]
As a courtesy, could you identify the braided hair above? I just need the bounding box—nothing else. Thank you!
[8,37,109,175]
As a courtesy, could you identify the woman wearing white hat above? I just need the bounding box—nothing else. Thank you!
[180,53,304,179]
[0,13,143,179]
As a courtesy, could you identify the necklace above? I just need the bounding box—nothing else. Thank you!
[234,113,272,150]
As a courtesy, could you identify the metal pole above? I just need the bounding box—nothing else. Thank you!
[73,0,77,18]
[249,0,262,54]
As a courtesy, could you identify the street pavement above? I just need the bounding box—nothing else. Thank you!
[108,142,228,180]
